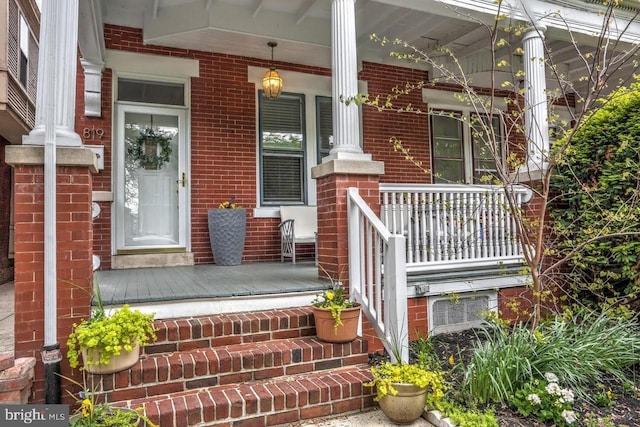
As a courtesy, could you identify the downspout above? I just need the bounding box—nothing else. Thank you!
[41,0,61,404]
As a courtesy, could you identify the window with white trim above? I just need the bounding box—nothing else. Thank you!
[259,92,307,205]
[431,110,504,184]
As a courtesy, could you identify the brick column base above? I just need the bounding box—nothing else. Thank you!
[312,159,384,352]
[5,145,97,402]
[0,355,36,404]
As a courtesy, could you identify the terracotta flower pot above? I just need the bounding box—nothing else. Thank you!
[378,382,428,424]
[312,304,361,343]
[82,343,140,375]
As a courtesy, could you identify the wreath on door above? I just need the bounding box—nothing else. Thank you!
[128,128,173,170]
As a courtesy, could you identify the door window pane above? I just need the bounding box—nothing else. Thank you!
[124,113,179,246]
[259,92,306,204]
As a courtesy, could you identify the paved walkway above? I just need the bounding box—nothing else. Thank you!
[292,408,432,426]
[0,281,14,355]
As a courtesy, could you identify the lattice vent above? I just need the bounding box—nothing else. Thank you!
[429,291,497,335]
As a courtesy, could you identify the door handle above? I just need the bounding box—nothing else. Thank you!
[176,172,187,187]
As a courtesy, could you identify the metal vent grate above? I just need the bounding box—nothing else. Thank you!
[429,291,497,335]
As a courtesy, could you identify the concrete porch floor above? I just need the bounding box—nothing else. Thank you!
[96,261,331,319]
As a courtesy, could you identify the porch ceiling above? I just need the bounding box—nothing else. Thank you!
[90,0,640,95]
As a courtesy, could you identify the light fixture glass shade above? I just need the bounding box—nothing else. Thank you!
[262,67,283,100]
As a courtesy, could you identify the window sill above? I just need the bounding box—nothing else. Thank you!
[253,207,281,218]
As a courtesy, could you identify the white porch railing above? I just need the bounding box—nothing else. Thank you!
[380,183,532,272]
[347,187,409,363]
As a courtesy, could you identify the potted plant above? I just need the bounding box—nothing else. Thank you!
[366,358,446,424]
[311,267,361,343]
[67,304,157,374]
[208,197,246,265]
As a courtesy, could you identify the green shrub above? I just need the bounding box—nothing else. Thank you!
[550,82,640,312]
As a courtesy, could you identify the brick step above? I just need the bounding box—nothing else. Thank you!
[93,336,369,402]
[145,307,315,355]
[118,364,375,427]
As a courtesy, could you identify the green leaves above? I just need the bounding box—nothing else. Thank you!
[550,83,640,312]
[67,304,157,369]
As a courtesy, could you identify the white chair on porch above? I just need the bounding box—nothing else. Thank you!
[279,206,318,264]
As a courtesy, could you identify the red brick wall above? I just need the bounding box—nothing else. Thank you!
[0,137,14,284]
[82,25,533,271]
[76,62,113,268]
[360,63,431,184]
[13,164,93,402]
[87,26,333,266]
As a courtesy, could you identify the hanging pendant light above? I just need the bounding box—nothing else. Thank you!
[262,41,283,100]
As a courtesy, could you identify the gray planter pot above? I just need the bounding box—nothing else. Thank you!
[208,208,246,266]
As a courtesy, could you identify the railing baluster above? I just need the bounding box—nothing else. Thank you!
[379,184,531,266]
[419,192,427,263]
[427,192,434,262]
[461,192,468,259]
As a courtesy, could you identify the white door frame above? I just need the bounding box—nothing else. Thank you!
[113,103,190,253]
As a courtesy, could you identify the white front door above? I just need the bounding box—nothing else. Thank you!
[114,105,188,251]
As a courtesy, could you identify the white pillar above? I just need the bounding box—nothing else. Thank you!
[522,24,549,170]
[23,0,82,147]
[326,0,370,161]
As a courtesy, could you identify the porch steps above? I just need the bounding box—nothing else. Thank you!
[94,307,376,426]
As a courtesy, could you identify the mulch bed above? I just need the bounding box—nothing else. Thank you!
[369,329,640,426]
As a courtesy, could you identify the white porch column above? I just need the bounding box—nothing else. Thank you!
[326,0,370,161]
[23,0,82,147]
[522,24,549,170]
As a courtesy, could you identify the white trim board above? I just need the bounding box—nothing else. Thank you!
[106,49,200,78]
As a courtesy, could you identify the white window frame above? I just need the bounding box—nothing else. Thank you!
[248,66,332,218]
[424,89,508,185]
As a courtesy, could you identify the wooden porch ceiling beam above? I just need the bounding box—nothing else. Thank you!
[152,0,159,20]
[391,15,443,48]
[296,0,318,25]
[426,23,481,54]
[450,29,494,59]
[356,8,413,46]
[252,0,266,18]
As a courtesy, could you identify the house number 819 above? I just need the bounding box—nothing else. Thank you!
[83,127,104,140]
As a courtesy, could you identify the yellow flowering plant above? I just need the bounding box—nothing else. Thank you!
[66,371,158,426]
[66,304,157,369]
[219,196,240,209]
[311,266,355,332]
[366,361,446,402]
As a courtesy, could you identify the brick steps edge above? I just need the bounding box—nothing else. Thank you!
[95,337,369,402]
[118,364,376,427]
[146,308,316,354]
